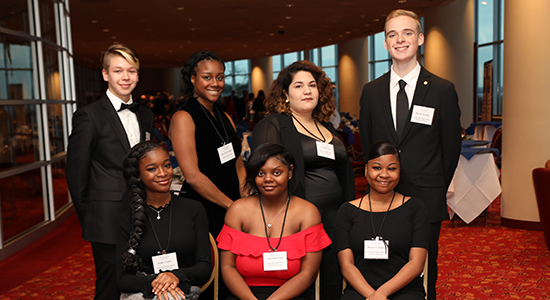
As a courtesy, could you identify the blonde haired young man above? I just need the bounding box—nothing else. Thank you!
[359,9,462,300]
[67,43,153,299]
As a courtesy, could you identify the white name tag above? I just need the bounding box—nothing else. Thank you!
[263,251,288,271]
[217,142,236,164]
[316,141,335,160]
[364,238,389,260]
[152,252,179,273]
[410,105,435,126]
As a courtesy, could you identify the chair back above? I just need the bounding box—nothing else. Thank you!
[532,168,550,252]
[200,233,219,299]
[350,132,363,161]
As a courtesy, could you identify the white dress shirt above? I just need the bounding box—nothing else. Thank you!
[106,89,141,147]
[389,62,421,131]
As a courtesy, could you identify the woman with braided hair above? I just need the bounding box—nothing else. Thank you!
[116,141,211,300]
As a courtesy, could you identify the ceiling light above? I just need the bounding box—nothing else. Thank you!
[176,7,184,10]
[373,18,379,22]
[91,20,98,23]
[481,1,487,4]
[287,4,294,8]
[102,29,109,32]
[111,36,117,39]
[286,16,292,19]
[398,0,406,3]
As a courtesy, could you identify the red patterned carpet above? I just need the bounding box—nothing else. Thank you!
[0,177,549,299]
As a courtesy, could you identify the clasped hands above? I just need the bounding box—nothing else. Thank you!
[152,272,186,300]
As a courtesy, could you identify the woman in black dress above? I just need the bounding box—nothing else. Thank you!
[117,141,210,300]
[335,141,429,300]
[251,60,355,299]
[169,51,246,237]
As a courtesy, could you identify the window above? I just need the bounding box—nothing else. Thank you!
[475,0,504,118]
[223,59,251,97]
[271,51,305,80]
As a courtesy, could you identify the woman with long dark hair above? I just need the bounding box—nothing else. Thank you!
[117,141,210,300]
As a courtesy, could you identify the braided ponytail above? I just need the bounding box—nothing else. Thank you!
[121,141,165,272]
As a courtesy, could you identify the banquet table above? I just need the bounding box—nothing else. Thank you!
[447,151,501,224]
[467,121,502,141]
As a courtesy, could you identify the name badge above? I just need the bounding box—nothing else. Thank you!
[152,252,179,273]
[364,238,389,260]
[145,132,151,141]
[263,251,288,271]
[217,142,236,164]
[410,105,435,126]
[316,141,335,160]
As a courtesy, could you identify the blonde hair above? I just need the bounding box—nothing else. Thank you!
[101,43,140,70]
[384,9,422,36]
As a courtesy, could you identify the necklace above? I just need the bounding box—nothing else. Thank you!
[259,195,290,228]
[148,201,173,255]
[148,204,165,220]
[260,195,291,252]
[198,100,229,146]
[291,114,326,142]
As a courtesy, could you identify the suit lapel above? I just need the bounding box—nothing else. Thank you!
[399,68,431,143]
[379,73,399,144]
[100,95,131,152]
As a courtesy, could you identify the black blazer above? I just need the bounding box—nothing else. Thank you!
[251,113,356,203]
[66,94,154,244]
[359,67,462,223]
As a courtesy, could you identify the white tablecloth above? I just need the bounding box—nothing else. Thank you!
[447,152,501,224]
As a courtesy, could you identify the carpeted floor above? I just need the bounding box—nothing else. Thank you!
[0,177,549,299]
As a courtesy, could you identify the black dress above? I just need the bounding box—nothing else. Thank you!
[178,98,242,236]
[116,195,211,297]
[335,197,429,300]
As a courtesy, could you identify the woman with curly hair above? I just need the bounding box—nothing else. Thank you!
[169,51,246,237]
[117,141,211,300]
[251,60,355,299]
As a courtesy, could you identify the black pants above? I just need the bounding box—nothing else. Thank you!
[91,242,120,300]
[427,221,442,300]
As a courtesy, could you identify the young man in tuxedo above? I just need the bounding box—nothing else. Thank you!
[359,9,462,300]
[66,43,154,299]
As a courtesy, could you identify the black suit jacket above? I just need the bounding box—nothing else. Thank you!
[66,94,154,244]
[359,67,462,222]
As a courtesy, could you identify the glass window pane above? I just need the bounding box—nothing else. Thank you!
[0,35,34,100]
[373,62,390,79]
[225,62,233,74]
[0,104,41,165]
[283,53,298,67]
[53,159,69,212]
[321,45,336,67]
[477,45,493,114]
[373,32,389,61]
[1,168,46,242]
[323,67,336,84]
[222,76,233,97]
[272,55,281,72]
[311,49,319,65]
[234,75,249,95]
[0,0,30,34]
[47,104,66,155]
[43,45,61,100]
[39,0,58,43]
[234,59,249,75]
[478,0,494,43]
[499,0,504,40]
[496,44,503,115]
[273,72,279,80]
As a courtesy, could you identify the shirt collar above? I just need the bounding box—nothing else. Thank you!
[106,89,133,111]
[390,62,421,89]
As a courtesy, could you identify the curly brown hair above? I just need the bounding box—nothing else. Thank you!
[265,60,336,122]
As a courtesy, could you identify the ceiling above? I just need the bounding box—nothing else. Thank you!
[70,0,453,69]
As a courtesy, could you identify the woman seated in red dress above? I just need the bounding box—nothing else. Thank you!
[217,143,331,300]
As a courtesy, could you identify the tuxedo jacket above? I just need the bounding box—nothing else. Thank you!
[359,67,462,223]
[66,94,154,244]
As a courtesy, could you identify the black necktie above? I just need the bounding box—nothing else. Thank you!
[118,102,140,113]
[396,79,409,137]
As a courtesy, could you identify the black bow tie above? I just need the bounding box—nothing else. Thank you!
[118,102,140,113]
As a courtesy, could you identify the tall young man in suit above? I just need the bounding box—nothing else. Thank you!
[359,10,462,300]
[66,44,154,299]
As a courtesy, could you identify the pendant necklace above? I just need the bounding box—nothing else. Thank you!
[148,205,165,220]
[259,195,290,228]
